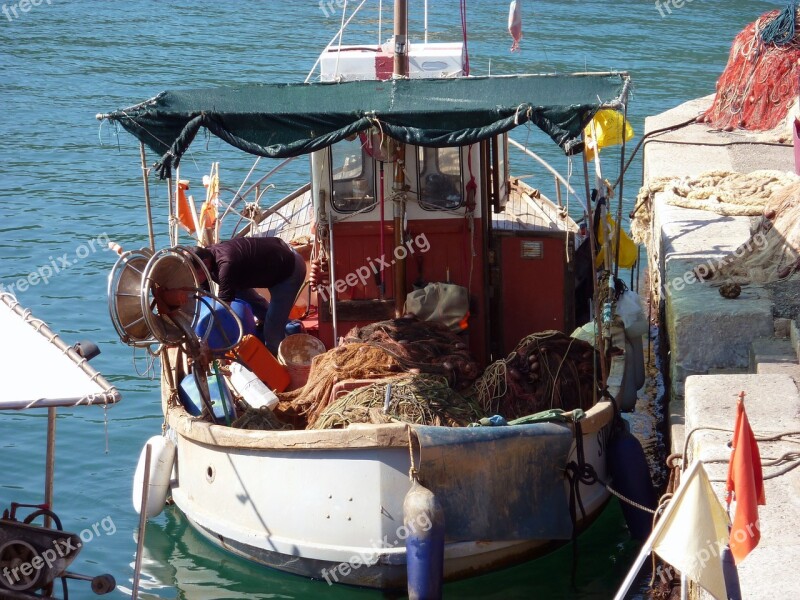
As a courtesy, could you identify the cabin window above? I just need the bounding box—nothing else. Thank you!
[417,146,464,210]
[330,137,377,213]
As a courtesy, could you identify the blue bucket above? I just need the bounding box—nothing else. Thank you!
[194,299,256,351]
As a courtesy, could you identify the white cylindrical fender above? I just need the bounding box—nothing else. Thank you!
[133,435,176,519]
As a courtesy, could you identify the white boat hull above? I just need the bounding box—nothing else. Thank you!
[164,380,618,588]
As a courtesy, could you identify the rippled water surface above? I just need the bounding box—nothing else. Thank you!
[0,1,784,597]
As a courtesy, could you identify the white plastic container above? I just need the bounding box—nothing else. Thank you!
[229,362,279,410]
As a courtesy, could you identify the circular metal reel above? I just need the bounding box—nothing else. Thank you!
[170,245,245,354]
[107,248,156,347]
[140,248,202,345]
[0,539,44,591]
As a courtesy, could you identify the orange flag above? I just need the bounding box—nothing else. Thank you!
[176,180,196,233]
[726,394,766,564]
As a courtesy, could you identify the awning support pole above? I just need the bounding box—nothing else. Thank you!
[614,103,629,281]
[139,143,156,252]
[393,0,409,318]
[581,132,607,385]
[328,221,340,345]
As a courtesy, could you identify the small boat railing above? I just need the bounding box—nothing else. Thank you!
[304,0,371,84]
[508,137,588,214]
[234,182,312,239]
[220,156,296,223]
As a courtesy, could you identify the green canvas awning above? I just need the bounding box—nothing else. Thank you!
[99,72,631,179]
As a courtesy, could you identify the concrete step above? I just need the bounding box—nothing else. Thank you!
[749,337,797,373]
[756,362,800,392]
[792,320,800,363]
[685,374,800,600]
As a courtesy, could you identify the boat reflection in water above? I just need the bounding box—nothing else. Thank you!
[132,503,643,599]
[132,508,379,600]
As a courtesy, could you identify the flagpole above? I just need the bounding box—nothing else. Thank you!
[613,461,703,600]
[613,535,658,600]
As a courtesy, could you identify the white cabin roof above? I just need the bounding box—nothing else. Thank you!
[0,293,120,410]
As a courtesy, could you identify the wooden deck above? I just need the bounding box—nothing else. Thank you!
[491,178,578,233]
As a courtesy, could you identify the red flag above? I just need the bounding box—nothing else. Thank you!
[726,395,766,564]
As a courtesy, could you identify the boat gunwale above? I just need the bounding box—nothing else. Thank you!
[161,353,623,451]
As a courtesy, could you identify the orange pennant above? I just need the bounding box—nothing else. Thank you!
[726,393,766,564]
[176,180,196,233]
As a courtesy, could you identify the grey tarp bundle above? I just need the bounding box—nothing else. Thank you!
[100,72,630,178]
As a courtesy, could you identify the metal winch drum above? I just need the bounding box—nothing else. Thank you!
[107,248,155,347]
[108,245,243,351]
[139,247,203,345]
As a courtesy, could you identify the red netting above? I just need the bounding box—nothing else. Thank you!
[700,10,800,131]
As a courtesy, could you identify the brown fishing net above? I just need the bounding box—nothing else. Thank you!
[475,331,599,420]
[279,316,479,428]
[310,374,484,429]
[343,316,479,389]
[276,318,600,429]
[278,343,402,428]
[231,405,294,431]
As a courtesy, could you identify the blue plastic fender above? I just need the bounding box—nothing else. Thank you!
[721,543,742,600]
[607,426,658,540]
[404,480,445,600]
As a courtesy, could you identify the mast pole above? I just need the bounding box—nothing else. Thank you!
[393,0,408,77]
[392,0,408,318]
[424,0,428,44]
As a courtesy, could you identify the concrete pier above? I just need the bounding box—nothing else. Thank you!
[642,97,800,598]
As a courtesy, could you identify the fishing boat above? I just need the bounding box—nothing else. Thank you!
[0,292,119,598]
[98,1,646,592]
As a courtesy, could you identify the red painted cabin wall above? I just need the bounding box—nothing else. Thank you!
[316,218,487,366]
[492,232,574,358]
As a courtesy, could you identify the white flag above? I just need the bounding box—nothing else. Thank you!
[652,461,730,600]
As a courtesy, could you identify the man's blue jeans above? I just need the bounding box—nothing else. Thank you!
[236,250,306,355]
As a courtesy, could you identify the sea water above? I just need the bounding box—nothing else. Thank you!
[0,1,786,598]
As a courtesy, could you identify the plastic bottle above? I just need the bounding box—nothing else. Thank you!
[229,362,279,410]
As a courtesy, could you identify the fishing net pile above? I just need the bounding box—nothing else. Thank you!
[630,170,800,249]
[310,374,484,429]
[343,317,479,388]
[474,331,599,420]
[279,316,480,429]
[232,405,294,431]
[693,180,800,284]
[698,5,800,131]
